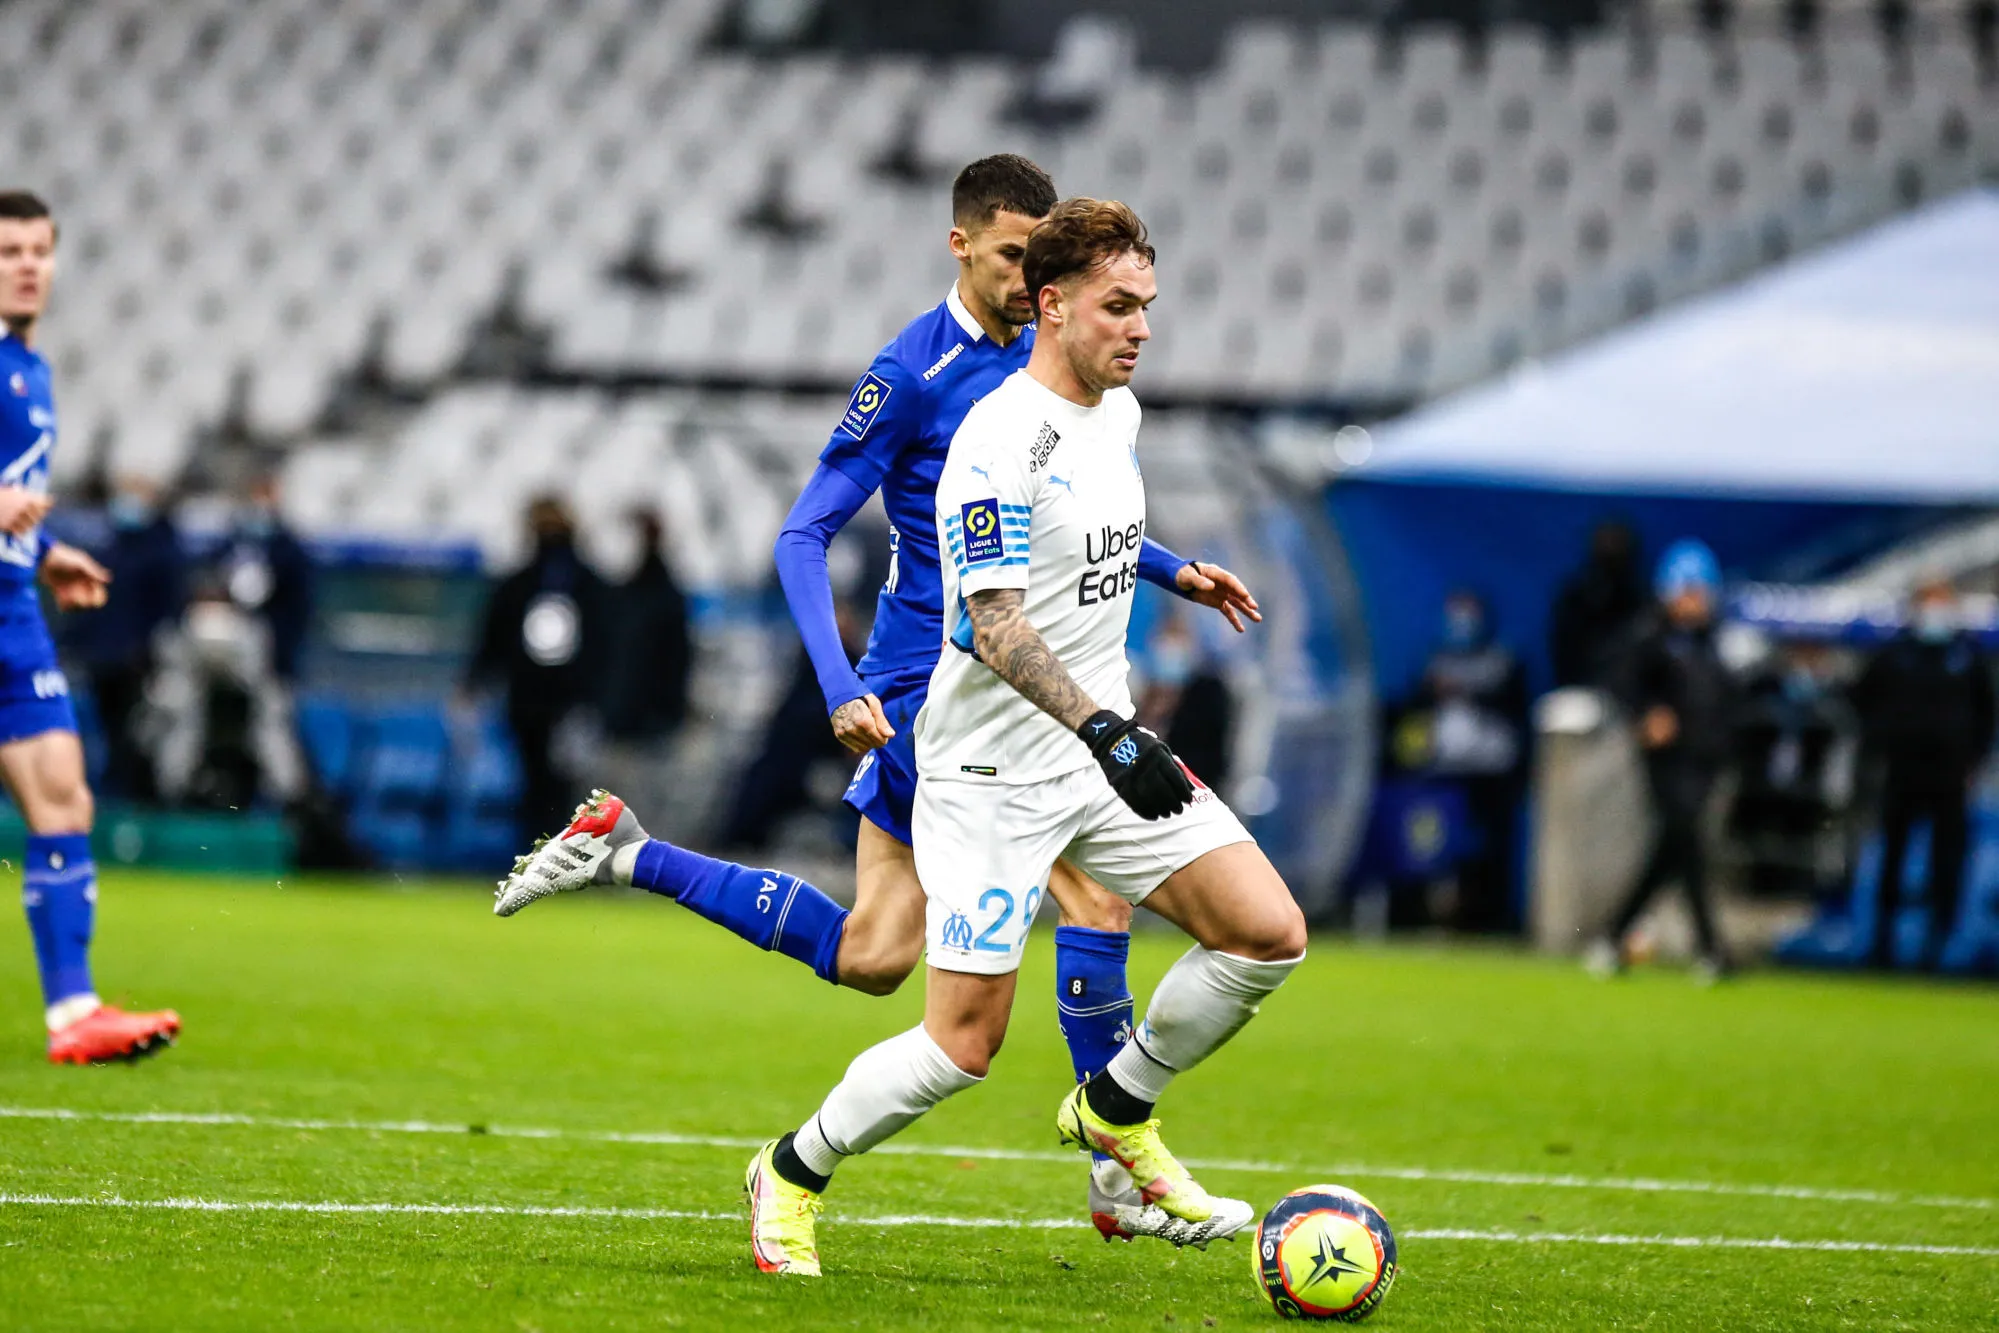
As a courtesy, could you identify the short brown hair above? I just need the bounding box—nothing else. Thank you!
[950,154,1057,231]
[1022,198,1154,318]
[0,190,55,240]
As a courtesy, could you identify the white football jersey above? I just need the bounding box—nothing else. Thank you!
[916,369,1147,785]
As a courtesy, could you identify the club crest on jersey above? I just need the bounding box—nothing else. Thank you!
[840,372,893,440]
[960,499,1005,564]
[939,912,975,951]
[7,373,24,397]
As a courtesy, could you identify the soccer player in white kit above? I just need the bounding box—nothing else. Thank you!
[745,199,1309,1277]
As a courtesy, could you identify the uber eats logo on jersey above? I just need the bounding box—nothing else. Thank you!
[1080,520,1145,606]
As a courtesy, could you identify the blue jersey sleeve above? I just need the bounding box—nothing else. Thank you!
[1138,536,1190,594]
[775,463,875,715]
[817,352,924,495]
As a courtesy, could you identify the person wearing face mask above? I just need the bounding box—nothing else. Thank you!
[465,496,610,831]
[1849,580,1996,971]
[220,475,313,684]
[1728,640,1857,898]
[65,476,185,803]
[1587,540,1740,981]
[1411,589,1529,932]
[1136,610,1235,795]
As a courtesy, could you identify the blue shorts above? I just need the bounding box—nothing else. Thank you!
[0,596,76,745]
[841,673,928,847]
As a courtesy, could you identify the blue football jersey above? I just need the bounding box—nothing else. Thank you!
[0,329,54,601]
[818,287,1034,686]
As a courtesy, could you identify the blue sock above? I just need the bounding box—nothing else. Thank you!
[631,840,849,984]
[1055,925,1135,1084]
[22,833,95,1006]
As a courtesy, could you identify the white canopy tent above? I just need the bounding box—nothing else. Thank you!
[1354,189,1999,504]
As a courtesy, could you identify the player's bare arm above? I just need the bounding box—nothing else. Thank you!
[1175,560,1261,633]
[965,587,1097,730]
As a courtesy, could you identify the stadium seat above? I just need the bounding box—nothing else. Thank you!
[296,695,358,796]
[4,2,1967,525]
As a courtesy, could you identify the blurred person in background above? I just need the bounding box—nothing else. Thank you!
[1849,579,1995,971]
[216,474,314,684]
[1135,608,1234,792]
[465,495,609,830]
[1411,590,1529,932]
[1550,520,1647,689]
[602,508,691,746]
[150,574,308,812]
[64,475,185,802]
[1588,539,1739,981]
[0,189,179,1062]
[1728,639,1856,897]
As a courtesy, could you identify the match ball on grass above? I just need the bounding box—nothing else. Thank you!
[1252,1185,1397,1322]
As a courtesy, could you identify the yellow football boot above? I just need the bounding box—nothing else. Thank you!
[744,1139,824,1277]
[1058,1085,1254,1242]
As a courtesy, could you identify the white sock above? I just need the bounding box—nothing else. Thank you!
[46,992,100,1033]
[609,841,643,884]
[791,1026,981,1178]
[1107,947,1304,1104]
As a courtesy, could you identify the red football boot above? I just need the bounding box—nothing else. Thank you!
[493,788,649,917]
[47,1004,181,1065]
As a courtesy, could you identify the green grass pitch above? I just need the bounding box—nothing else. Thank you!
[0,870,1994,1330]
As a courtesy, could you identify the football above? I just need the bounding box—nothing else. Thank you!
[1252,1185,1398,1322]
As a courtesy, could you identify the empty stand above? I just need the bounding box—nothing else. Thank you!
[4,0,1992,488]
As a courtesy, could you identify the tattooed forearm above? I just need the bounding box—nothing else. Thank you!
[965,588,1098,731]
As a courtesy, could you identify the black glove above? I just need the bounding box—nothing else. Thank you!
[1077,710,1196,821]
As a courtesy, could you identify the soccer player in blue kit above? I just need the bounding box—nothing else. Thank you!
[495,157,1258,1236]
[0,191,180,1064]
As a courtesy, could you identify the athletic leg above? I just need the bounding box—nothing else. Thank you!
[1045,784,1289,1241]
[749,772,1067,1276]
[495,790,933,993]
[1087,839,1306,1123]
[827,817,927,994]
[1046,858,1136,1084]
[497,677,945,990]
[747,965,1008,1276]
[789,967,1016,1182]
[2,726,179,1061]
[2,729,97,1021]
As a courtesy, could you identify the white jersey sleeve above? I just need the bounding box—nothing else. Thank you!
[938,415,1039,600]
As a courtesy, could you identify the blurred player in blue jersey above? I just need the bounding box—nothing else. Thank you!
[494,158,1257,1234]
[0,191,180,1064]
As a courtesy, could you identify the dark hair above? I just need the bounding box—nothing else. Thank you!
[950,154,1057,230]
[0,190,54,237]
[1022,198,1155,317]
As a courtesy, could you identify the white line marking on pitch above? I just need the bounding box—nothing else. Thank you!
[1,1105,1990,1213]
[0,1193,1993,1258]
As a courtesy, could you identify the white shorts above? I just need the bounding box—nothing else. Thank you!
[914,764,1254,976]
